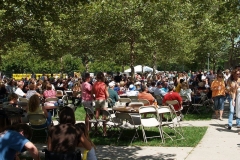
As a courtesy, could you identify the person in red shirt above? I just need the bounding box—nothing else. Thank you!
[92,72,109,136]
[163,85,182,111]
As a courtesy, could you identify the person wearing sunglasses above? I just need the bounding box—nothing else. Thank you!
[211,72,226,120]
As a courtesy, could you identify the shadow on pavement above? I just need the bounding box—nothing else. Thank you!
[96,145,177,160]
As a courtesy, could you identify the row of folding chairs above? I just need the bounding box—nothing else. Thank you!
[84,104,184,144]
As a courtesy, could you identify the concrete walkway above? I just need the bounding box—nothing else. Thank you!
[23,106,240,160]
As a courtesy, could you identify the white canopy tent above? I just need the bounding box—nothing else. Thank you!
[124,65,154,73]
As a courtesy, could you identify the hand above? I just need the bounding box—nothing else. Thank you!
[232,101,235,107]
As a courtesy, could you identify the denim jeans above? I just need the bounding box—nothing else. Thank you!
[228,96,240,127]
[213,96,225,110]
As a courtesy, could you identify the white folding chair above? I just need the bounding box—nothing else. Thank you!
[115,112,140,144]
[139,106,163,143]
[128,102,144,112]
[118,98,131,103]
[84,107,106,136]
[102,110,122,136]
[165,100,183,120]
[160,105,184,141]
[128,96,138,102]
[138,99,150,106]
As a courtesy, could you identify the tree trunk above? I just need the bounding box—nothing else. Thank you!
[130,37,135,82]
[152,51,156,81]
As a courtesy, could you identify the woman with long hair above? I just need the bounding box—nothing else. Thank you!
[211,72,225,120]
[75,123,97,160]
[47,107,92,153]
[226,69,239,129]
[92,72,109,136]
[28,95,52,127]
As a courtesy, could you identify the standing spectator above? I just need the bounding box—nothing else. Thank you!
[226,69,239,130]
[211,72,225,120]
[92,72,109,136]
[207,70,216,86]
[81,73,93,132]
[0,124,40,160]
[224,69,231,84]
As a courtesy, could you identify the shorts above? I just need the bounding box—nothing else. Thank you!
[82,100,94,112]
[95,100,108,109]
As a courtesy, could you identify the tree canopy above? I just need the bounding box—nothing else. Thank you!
[0,0,239,74]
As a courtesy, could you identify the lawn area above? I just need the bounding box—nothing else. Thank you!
[90,126,207,147]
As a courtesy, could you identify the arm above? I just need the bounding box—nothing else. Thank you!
[24,142,40,160]
[80,133,92,150]
[47,136,52,151]
[42,106,49,118]
[105,85,109,99]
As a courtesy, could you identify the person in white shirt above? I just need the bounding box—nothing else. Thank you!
[224,69,231,84]
[126,84,139,96]
[15,82,26,98]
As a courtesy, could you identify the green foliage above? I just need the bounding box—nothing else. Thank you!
[0,0,240,72]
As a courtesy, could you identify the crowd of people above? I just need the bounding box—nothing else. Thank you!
[1,66,240,159]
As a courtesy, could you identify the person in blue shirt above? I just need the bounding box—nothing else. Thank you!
[0,124,40,160]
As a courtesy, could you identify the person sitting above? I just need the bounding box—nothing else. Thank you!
[175,79,184,93]
[72,81,82,105]
[47,107,92,153]
[180,82,193,102]
[163,85,183,112]
[43,83,57,99]
[28,95,52,127]
[113,83,120,92]
[26,84,41,99]
[14,81,26,98]
[126,84,139,96]
[75,123,97,160]
[0,82,7,100]
[8,93,19,107]
[138,85,155,105]
[148,81,156,95]
[0,123,40,160]
[154,81,168,98]
[108,81,119,107]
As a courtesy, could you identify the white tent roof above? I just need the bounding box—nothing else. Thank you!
[124,65,153,73]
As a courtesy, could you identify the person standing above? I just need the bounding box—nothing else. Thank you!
[81,73,93,132]
[226,69,239,129]
[211,72,225,120]
[92,72,109,137]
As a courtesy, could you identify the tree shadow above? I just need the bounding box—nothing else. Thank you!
[96,145,177,160]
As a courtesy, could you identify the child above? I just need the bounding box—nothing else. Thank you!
[75,123,97,160]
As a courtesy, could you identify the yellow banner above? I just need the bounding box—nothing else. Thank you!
[12,73,67,80]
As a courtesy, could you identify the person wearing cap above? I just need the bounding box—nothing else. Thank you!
[138,85,155,105]
[126,84,139,96]
[108,82,119,107]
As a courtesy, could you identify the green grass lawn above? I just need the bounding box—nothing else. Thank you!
[90,126,207,147]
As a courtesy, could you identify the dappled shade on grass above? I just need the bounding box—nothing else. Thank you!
[91,126,207,147]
